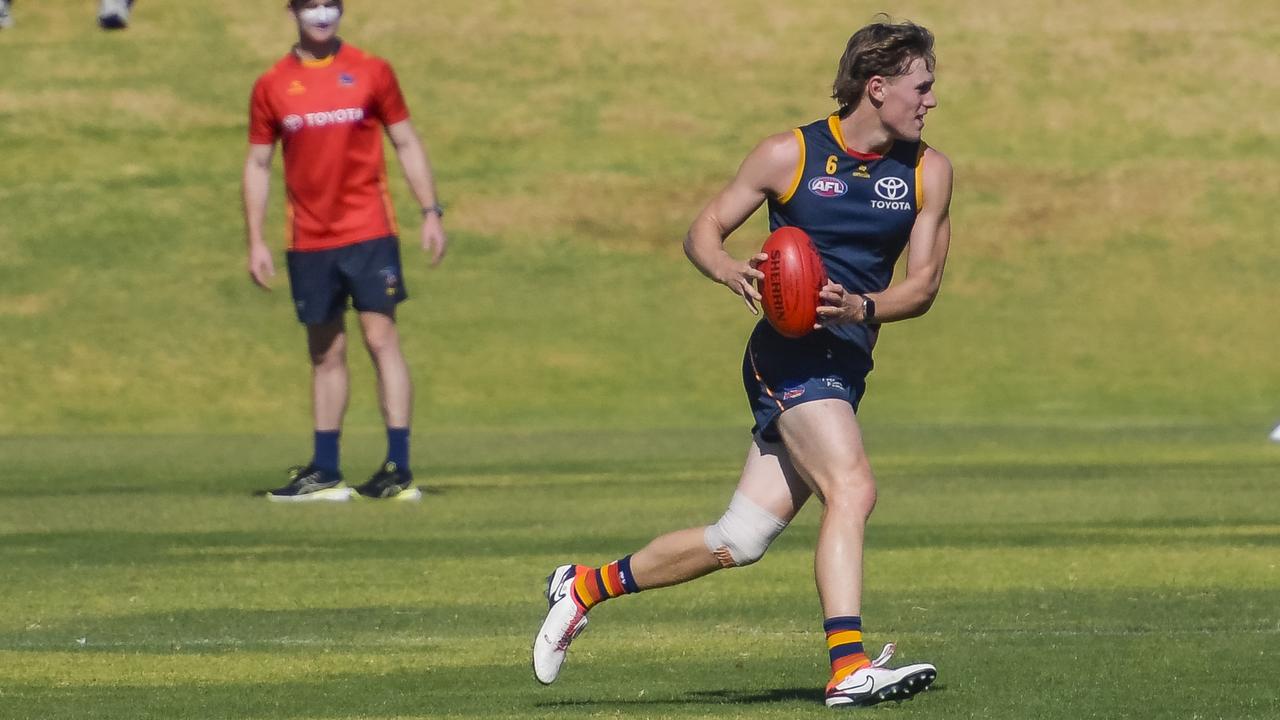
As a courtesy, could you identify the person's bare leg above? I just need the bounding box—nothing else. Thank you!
[629,437,811,588]
[533,436,811,684]
[778,400,937,704]
[776,399,876,618]
[357,310,411,428]
[307,317,349,432]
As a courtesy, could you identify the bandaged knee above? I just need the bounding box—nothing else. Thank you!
[703,491,789,567]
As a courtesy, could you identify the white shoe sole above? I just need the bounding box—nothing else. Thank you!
[351,487,424,502]
[825,665,936,707]
[388,487,423,502]
[266,486,354,503]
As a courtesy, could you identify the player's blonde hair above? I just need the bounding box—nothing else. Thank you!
[832,18,935,116]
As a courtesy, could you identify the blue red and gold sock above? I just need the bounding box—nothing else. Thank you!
[571,555,641,611]
[385,426,409,470]
[824,616,871,687]
[312,430,340,474]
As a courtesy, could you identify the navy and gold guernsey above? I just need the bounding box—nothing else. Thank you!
[744,114,927,439]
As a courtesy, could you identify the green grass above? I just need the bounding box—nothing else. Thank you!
[1,426,1277,718]
[1,1,1279,717]
[1,1,1277,433]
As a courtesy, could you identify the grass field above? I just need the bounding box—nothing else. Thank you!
[1,1,1278,718]
[2,426,1277,718]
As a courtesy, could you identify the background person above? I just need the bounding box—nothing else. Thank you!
[0,0,135,30]
[242,0,447,502]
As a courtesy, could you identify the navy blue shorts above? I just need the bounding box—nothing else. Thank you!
[741,321,872,442]
[285,236,407,325]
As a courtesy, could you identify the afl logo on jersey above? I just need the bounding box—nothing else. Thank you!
[282,114,305,133]
[808,177,848,198]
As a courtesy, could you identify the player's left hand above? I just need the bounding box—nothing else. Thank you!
[815,282,864,327]
[422,214,448,267]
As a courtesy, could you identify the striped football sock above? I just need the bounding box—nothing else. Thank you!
[570,555,641,611]
[825,616,872,686]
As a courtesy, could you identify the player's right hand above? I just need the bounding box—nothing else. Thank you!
[714,252,768,315]
[248,243,275,291]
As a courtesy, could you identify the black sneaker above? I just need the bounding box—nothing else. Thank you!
[354,461,422,501]
[259,465,352,503]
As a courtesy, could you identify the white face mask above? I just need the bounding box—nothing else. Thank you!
[298,5,341,28]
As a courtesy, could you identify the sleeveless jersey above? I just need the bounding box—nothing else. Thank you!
[766,114,925,353]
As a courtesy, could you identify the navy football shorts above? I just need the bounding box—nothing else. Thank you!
[285,235,408,326]
[741,321,872,442]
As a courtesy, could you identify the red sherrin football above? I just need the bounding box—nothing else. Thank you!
[757,227,827,338]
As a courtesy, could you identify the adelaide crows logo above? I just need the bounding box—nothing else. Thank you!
[380,266,400,297]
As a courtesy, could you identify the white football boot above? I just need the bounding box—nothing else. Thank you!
[532,564,589,685]
[824,643,936,708]
[0,1,13,30]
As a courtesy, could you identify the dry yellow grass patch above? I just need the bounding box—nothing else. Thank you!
[0,294,53,318]
[0,87,239,129]
[455,171,726,254]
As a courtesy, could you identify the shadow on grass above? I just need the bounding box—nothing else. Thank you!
[0,605,446,655]
[0,528,678,566]
[0,674,947,718]
[536,683,948,708]
[0,467,729,498]
[3,516,1277,571]
[687,686,821,703]
[536,686,820,709]
[692,682,950,704]
[6,587,1275,658]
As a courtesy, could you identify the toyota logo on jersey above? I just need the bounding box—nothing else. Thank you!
[874,177,908,201]
[871,176,912,211]
[281,107,366,134]
[808,176,849,198]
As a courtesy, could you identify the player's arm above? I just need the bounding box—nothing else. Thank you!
[684,131,800,314]
[386,119,448,266]
[243,142,277,290]
[817,147,953,326]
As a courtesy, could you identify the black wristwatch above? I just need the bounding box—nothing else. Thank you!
[860,294,876,323]
[421,203,445,218]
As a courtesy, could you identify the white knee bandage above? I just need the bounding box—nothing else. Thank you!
[703,491,789,567]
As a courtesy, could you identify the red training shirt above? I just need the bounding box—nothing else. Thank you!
[249,43,410,252]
